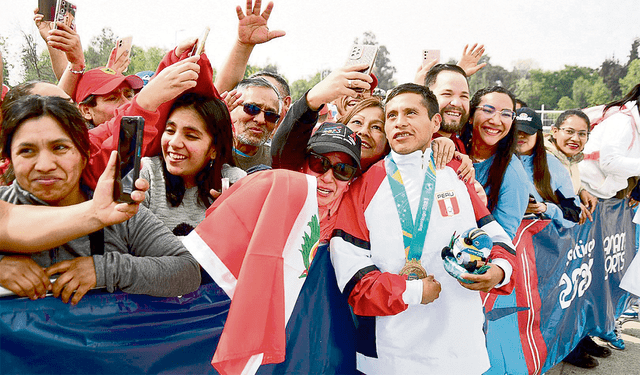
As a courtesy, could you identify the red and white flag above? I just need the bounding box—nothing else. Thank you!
[182,169,319,375]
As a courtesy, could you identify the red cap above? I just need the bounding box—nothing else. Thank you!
[74,67,143,103]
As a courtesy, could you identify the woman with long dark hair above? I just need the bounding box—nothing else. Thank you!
[514,107,580,227]
[140,93,245,235]
[461,86,529,238]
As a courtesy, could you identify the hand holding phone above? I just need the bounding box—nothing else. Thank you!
[114,116,145,203]
[345,44,379,75]
[115,36,133,62]
[190,27,210,56]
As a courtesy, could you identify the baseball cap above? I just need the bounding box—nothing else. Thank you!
[307,122,361,169]
[135,70,155,86]
[515,107,542,135]
[75,67,144,103]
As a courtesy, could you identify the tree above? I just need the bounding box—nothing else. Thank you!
[467,55,518,94]
[84,27,118,69]
[627,38,639,66]
[20,32,56,83]
[557,96,576,110]
[0,36,10,85]
[619,59,640,95]
[290,70,326,102]
[355,31,397,91]
[127,46,166,74]
[600,58,626,99]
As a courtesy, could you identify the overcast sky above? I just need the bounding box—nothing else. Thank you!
[1,0,639,85]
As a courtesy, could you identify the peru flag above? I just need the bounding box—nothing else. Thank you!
[436,189,460,217]
[182,169,319,375]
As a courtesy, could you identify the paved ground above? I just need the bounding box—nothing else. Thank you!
[544,318,640,375]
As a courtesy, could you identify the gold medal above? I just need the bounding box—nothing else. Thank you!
[399,259,428,280]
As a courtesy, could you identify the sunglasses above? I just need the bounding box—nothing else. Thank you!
[242,103,281,124]
[307,152,357,181]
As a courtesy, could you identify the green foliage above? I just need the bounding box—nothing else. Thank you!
[356,31,397,91]
[619,59,640,95]
[290,71,324,102]
[20,32,56,83]
[127,46,166,74]
[468,56,518,94]
[0,36,10,86]
[600,58,626,98]
[84,27,118,69]
[557,96,576,110]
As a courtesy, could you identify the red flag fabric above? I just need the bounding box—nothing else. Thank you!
[182,169,320,375]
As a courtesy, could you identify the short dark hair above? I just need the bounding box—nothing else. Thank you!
[554,109,590,131]
[1,95,90,162]
[515,98,528,108]
[385,83,440,119]
[424,64,467,88]
[250,71,290,98]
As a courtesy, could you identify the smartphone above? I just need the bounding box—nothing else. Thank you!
[53,0,76,30]
[114,116,145,203]
[422,49,441,64]
[345,44,379,75]
[190,27,210,56]
[38,0,57,22]
[115,36,133,62]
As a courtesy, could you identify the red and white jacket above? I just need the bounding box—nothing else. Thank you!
[330,148,516,375]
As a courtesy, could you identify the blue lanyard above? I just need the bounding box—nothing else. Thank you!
[385,152,437,265]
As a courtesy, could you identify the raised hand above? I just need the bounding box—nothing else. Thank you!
[306,64,372,110]
[236,0,286,46]
[458,43,487,77]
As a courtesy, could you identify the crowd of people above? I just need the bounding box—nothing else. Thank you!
[1,1,639,374]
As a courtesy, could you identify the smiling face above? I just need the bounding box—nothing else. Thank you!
[230,86,280,155]
[428,70,470,136]
[471,92,515,155]
[384,92,441,155]
[344,106,387,168]
[552,115,589,157]
[303,151,353,208]
[162,107,216,188]
[10,116,86,206]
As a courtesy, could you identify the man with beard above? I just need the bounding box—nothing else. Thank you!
[425,64,471,152]
[230,77,281,170]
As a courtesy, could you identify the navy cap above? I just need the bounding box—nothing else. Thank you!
[515,107,542,135]
[307,122,361,169]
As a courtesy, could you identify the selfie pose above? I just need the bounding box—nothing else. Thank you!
[0,96,200,303]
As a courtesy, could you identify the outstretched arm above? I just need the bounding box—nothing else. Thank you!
[0,151,148,252]
[34,8,68,80]
[214,0,286,93]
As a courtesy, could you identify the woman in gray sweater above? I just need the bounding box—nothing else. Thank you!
[0,95,200,303]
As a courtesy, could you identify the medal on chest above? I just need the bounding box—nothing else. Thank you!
[385,153,437,280]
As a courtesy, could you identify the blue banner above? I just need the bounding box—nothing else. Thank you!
[0,200,637,374]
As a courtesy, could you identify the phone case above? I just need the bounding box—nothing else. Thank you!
[422,49,441,63]
[191,27,210,56]
[38,0,57,22]
[115,36,133,61]
[54,0,76,30]
[114,116,145,203]
[345,44,379,75]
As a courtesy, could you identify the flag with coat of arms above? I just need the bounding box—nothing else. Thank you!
[182,169,320,375]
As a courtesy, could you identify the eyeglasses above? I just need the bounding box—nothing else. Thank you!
[558,127,588,139]
[476,104,516,122]
[307,152,357,181]
[242,103,281,124]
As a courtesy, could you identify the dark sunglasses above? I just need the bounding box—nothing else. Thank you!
[307,152,357,181]
[243,103,281,124]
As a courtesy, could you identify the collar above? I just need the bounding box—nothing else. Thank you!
[389,148,433,169]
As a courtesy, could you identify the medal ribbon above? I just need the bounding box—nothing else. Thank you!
[385,152,437,268]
